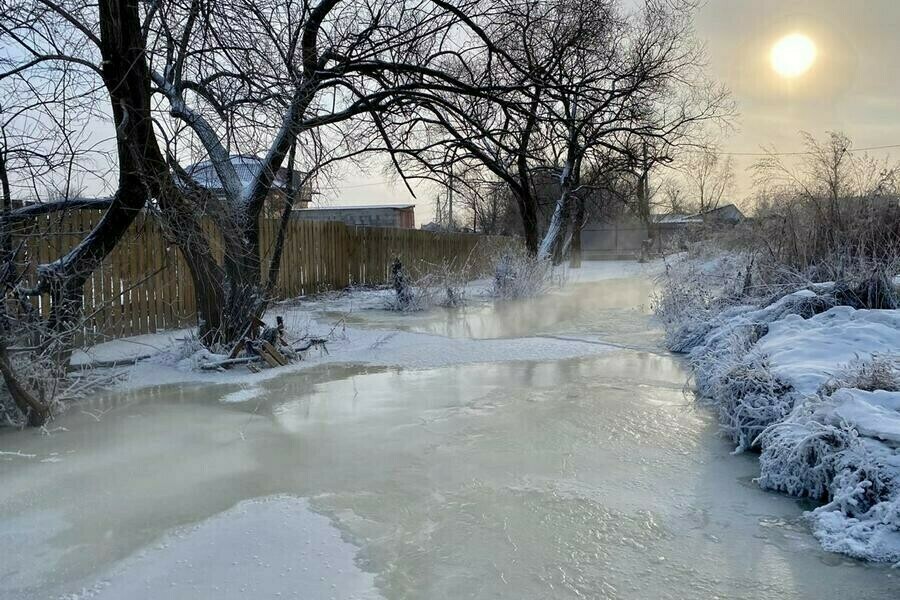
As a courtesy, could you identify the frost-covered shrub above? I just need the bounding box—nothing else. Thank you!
[758,415,855,500]
[651,259,723,352]
[683,289,840,444]
[389,257,415,311]
[416,259,469,308]
[385,257,469,311]
[761,415,900,563]
[707,356,797,451]
[757,356,900,563]
[820,354,900,396]
[490,251,557,299]
[0,388,21,427]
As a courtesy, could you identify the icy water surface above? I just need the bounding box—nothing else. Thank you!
[1,276,898,599]
[321,276,661,349]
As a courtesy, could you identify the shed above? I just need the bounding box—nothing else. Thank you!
[293,204,415,228]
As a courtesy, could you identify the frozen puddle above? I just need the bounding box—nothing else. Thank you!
[61,496,380,600]
[2,271,898,599]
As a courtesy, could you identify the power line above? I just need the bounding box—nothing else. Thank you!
[717,143,900,157]
[313,143,900,191]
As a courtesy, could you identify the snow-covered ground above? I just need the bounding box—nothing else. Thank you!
[660,256,900,564]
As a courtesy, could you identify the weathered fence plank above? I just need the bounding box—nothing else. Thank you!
[14,212,518,342]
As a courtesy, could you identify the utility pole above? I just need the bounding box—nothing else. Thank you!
[639,141,650,224]
[638,141,653,262]
[447,153,454,230]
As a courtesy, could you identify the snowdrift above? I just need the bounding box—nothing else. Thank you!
[668,278,900,564]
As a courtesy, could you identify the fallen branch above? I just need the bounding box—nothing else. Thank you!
[199,356,261,370]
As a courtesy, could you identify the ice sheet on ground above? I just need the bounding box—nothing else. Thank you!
[122,324,618,392]
[60,496,382,600]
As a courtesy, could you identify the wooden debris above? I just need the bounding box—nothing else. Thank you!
[227,339,246,360]
[259,340,289,367]
[199,356,258,370]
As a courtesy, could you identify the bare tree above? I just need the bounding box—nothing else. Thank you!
[391,0,730,259]
[679,146,735,214]
[750,130,900,268]
[534,0,731,260]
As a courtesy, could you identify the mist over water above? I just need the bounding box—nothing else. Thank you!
[1,276,897,599]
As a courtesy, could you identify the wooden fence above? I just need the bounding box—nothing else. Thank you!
[11,210,517,342]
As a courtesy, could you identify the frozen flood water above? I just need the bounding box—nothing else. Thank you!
[1,275,898,599]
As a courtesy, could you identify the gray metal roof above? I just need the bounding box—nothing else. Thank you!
[183,155,304,192]
[300,204,415,211]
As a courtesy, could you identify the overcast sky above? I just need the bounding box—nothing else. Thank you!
[324,0,900,223]
[696,0,900,197]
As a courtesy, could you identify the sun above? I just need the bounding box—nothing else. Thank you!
[770,33,817,78]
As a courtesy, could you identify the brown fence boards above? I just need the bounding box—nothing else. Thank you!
[13,211,517,342]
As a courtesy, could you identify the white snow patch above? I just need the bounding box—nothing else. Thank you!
[220,385,265,404]
[60,496,382,600]
[70,330,193,367]
[827,388,900,444]
[756,307,900,395]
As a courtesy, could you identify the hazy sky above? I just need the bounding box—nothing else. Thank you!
[326,0,900,223]
[696,0,900,200]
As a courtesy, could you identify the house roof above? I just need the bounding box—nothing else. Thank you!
[183,154,304,192]
[652,213,703,224]
[653,203,745,225]
[300,204,415,211]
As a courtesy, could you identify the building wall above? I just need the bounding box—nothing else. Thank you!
[581,220,648,259]
[293,207,415,228]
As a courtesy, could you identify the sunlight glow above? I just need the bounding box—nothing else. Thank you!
[770,33,817,78]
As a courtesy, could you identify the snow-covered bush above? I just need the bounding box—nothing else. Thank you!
[415,259,469,308]
[759,400,900,563]
[489,250,559,299]
[820,354,900,396]
[385,256,469,311]
[707,356,798,451]
[656,245,900,562]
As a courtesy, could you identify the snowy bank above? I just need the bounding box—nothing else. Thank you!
[658,258,900,564]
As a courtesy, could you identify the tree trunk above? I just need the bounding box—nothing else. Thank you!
[537,168,574,262]
[32,0,161,338]
[0,326,50,427]
[0,151,17,300]
[569,196,585,268]
[105,1,227,344]
[516,191,540,255]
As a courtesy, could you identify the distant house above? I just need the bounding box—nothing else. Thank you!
[580,203,746,259]
[701,203,745,224]
[182,154,313,216]
[653,203,744,226]
[650,203,745,249]
[292,204,415,229]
